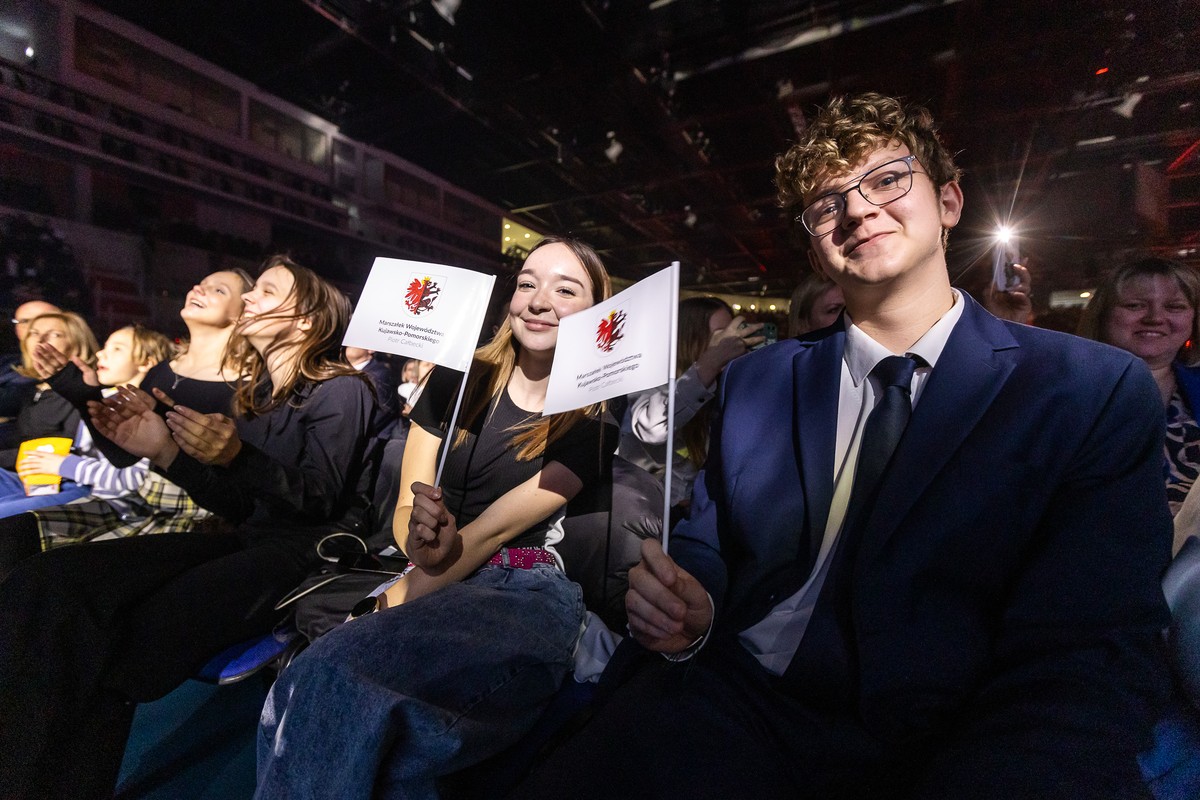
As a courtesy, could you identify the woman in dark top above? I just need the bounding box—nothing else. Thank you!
[0,310,99,469]
[0,270,254,568]
[0,255,376,800]
[256,236,615,799]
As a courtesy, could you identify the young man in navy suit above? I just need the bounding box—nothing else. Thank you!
[513,93,1172,798]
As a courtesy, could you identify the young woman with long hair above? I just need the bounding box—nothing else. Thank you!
[0,270,254,571]
[0,255,377,800]
[255,236,617,799]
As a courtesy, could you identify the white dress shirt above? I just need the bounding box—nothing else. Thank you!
[738,290,966,675]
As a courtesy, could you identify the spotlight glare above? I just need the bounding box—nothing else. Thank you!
[996,225,1013,244]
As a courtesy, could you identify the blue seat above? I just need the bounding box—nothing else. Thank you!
[195,623,305,686]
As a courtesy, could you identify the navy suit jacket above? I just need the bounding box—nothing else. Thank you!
[671,294,1172,797]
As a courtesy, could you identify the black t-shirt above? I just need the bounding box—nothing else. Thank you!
[412,366,615,549]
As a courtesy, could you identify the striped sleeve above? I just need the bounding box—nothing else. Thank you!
[59,454,149,500]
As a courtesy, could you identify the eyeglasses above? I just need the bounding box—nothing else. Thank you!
[796,155,924,237]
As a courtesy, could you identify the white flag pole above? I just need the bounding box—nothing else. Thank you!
[434,366,472,487]
[661,261,681,555]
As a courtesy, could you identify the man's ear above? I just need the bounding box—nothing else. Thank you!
[938,180,964,229]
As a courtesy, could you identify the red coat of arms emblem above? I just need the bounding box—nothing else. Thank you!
[595,309,626,353]
[405,277,441,315]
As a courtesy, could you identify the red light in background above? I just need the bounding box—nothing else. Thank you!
[1095,67,1109,75]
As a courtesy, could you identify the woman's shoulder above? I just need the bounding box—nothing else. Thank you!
[307,372,375,404]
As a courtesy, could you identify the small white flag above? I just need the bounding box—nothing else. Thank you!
[343,257,496,372]
[543,262,678,416]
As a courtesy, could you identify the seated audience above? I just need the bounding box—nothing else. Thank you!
[619,297,762,518]
[0,255,377,800]
[0,310,98,470]
[0,270,253,570]
[0,324,173,517]
[255,236,616,799]
[511,91,1169,800]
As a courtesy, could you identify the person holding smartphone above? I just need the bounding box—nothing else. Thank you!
[618,296,762,520]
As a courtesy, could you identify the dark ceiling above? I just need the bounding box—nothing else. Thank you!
[92,0,1199,302]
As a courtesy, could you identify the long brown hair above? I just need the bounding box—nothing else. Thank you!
[451,236,611,461]
[227,255,365,418]
[676,297,732,469]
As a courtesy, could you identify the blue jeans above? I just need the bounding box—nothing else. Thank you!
[0,468,90,518]
[256,564,584,800]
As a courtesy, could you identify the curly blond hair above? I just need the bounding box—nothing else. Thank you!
[775,93,961,216]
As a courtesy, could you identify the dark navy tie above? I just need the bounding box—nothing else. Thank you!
[849,355,920,509]
[783,354,920,703]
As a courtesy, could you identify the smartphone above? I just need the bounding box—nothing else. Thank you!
[755,322,778,350]
[337,552,411,575]
[992,239,1021,292]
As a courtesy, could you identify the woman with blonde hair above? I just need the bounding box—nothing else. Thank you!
[0,310,99,470]
[256,235,617,799]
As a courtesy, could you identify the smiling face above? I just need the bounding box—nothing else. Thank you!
[508,242,596,358]
[1105,273,1195,369]
[805,142,962,295]
[95,327,145,386]
[237,265,304,348]
[180,271,247,329]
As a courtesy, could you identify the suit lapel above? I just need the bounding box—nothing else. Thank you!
[861,297,1020,553]
[793,329,844,567]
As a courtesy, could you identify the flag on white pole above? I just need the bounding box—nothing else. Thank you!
[344,257,496,484]
[542,262,679,415]
[342,257,496,372]
[543,262,681,553]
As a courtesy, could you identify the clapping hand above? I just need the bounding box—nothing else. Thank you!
[157,388,243,466]
[32,343,97,385]
[88,385,176,467]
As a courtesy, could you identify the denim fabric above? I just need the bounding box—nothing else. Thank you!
[256,564,584,800]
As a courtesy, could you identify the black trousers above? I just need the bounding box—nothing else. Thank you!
[509,639,912,800]
[0,530,316,800]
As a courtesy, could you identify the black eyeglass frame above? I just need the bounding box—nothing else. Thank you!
[795,155,925,237]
